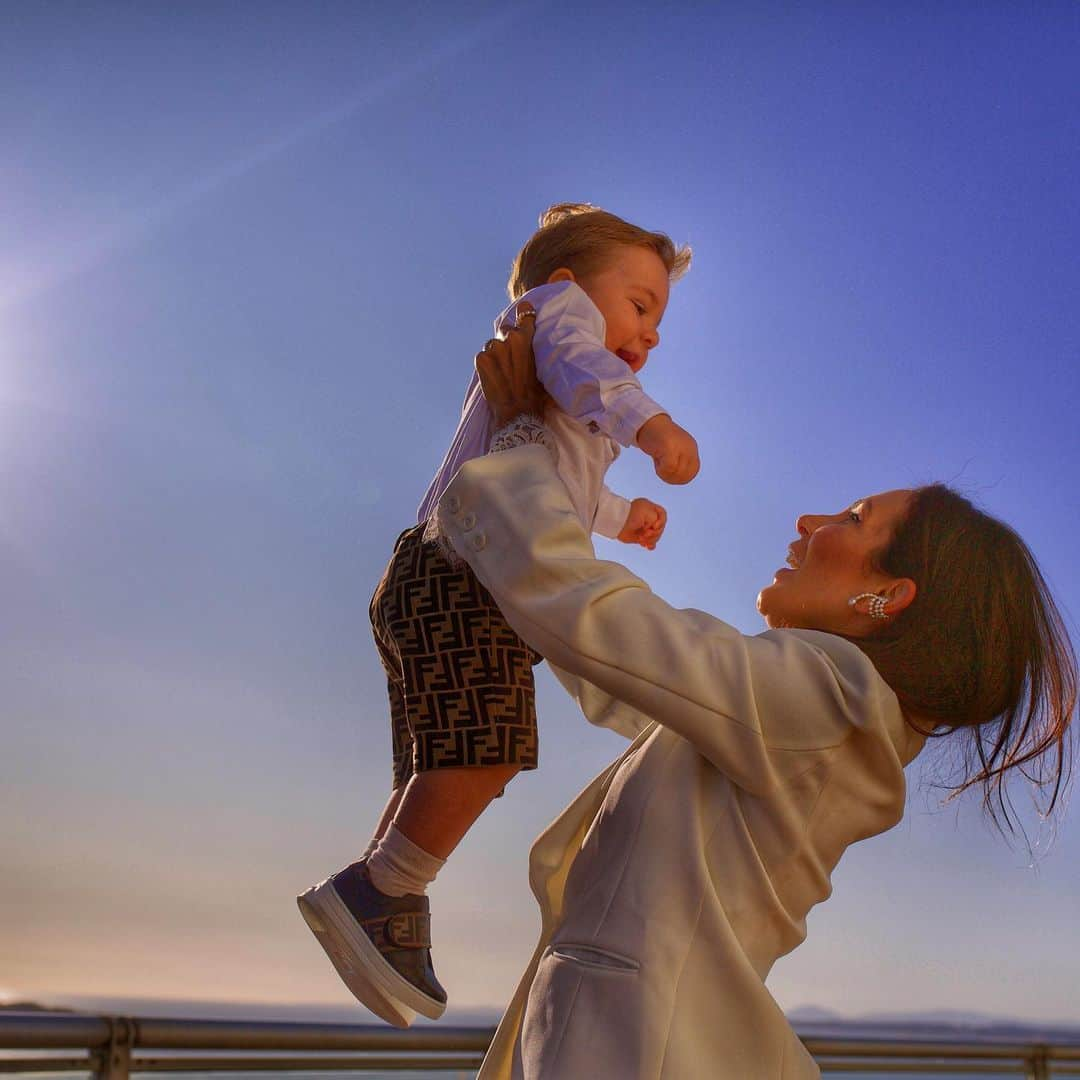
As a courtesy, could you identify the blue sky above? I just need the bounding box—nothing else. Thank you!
[2,2,1079,1022]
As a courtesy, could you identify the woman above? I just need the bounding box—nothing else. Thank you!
[433,309,1075,1079]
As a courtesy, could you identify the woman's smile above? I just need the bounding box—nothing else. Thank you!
[757,489,915,634]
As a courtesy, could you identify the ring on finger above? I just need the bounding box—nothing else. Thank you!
[483,338,500,353]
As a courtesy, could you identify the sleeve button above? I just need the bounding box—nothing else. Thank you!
[446,495,462,514]
[471,532,487,551]
[462,512,477,530]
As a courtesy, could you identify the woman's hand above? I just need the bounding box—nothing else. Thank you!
[475,303,549,426]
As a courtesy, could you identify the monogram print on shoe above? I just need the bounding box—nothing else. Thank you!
[363,912,432,950]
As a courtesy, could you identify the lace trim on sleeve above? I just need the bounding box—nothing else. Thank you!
[488,414,557,459]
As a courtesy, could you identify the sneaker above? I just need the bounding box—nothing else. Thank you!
[297,861,447,1028]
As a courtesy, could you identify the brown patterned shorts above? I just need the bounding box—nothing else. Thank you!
[369,523,542,789]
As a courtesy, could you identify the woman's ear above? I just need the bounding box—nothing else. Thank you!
[546,267,576,284]
[884,578,917,617]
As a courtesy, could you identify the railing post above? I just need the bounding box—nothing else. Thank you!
[91,1016,134,1080]
[1026,1044,1050,1080]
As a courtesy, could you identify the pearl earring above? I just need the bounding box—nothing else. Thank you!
[849,592,888,620]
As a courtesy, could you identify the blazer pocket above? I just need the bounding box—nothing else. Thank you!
[548,943,640,973]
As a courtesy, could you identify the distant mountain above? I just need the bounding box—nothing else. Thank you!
[0,1001,76,1013]
[789,1007,1080,1043]
[786,1005,843,1023]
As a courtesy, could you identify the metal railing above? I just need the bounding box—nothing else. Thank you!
[2,1012,1080,1078]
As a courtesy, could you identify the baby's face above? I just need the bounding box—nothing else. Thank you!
[575,246,670,374]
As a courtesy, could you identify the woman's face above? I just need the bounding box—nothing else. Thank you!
[756,489,915,636]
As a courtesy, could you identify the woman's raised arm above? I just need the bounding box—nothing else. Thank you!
[437,444,903,796]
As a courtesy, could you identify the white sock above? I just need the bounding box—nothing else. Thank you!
[361,835,380,861]
[367,823,445,898]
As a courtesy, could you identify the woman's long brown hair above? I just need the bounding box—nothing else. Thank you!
[856,484,1076,832]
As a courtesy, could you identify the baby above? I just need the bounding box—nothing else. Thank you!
[298,204,698,1027]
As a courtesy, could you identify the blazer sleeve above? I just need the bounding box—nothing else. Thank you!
[438,446,899,795]
[547,662,656,742]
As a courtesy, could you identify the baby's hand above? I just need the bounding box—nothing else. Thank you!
[618,498,667,550]
[635,414,700,485]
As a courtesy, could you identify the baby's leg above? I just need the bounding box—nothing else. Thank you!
[298,525,454,1027]
[392,763,521,859]
[361,785,405,859]
[358,642,412,858]
[366,764,520,898]
[299,525,539,1024]
[368,528,540,891]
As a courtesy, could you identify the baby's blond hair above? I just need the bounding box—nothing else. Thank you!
[507,202,691,300]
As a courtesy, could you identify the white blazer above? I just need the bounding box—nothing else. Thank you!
[437,447,926,1080]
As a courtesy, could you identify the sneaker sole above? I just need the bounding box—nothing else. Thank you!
[297,884,418,1028]
[297,879,446,1025]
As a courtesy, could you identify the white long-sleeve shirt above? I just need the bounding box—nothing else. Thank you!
[417,281,667,538]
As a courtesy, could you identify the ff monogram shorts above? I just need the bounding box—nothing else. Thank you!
[369,523,542,789]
